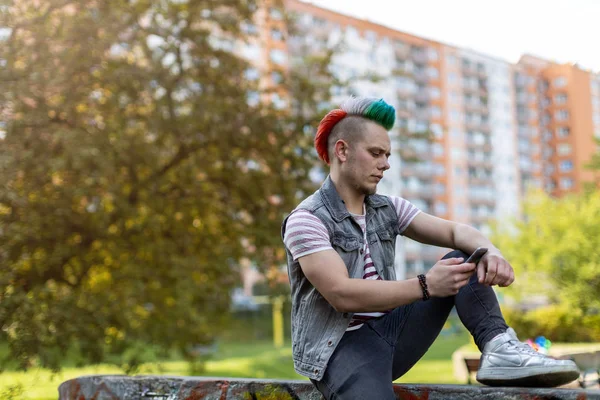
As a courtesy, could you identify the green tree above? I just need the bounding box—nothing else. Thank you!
[0,0,331,371]
[492,190,600,340]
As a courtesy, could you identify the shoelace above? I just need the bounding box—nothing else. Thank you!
[508,340,543,356]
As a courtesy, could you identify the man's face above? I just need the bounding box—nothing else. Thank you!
[342,121,391,195]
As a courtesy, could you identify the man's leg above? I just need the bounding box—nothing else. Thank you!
[311,322,396,400]
[387,250,508,380]
[394,250,580,387]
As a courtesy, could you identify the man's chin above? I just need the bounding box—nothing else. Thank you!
[362,184,377,195]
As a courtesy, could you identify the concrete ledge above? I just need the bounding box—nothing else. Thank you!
[58,375,600,399]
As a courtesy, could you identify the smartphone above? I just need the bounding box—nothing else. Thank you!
[465,247,488,265]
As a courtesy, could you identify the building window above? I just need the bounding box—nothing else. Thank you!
[429,87,441,99]
[560,177,574,189]
[269,7,283,20]
[434,202,447,214]
[454,205,465,216]
[560,160,573,172]
[272,93,287,109]
[364,30,377,43]
[554,76,567,87]
[449,110,462,123]
[450,128,462,139]
[345,26,359,39]
[557,143,572,156]
[271,71,283,84]
[557,127,570,137]
[427,67,439,79]
[428,48,439,61]
[244,67,260,81]
[554,93,567,104]
[430,106,442,118]
[430,123,443,138]
[270,49,287,65]
[241,21,258,35]
[270,28,283,41]
[242,43,261,61]
[555,110,569,121]
[247,91,260,106]
[415,120,428,132]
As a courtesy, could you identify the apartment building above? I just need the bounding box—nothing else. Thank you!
[283,0,530,277]
[240,0,600,281]
[513,56,600,197]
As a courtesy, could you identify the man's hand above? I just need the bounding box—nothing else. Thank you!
[425,257,477,297]
[477,251,514,287]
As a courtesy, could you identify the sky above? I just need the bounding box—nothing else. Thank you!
[306,0,600,72]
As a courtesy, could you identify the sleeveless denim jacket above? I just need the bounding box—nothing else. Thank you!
[281,176,399,381]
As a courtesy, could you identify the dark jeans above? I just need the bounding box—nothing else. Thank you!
[310,250,508,400]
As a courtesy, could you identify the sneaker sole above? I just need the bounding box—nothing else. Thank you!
[477,366,580,387]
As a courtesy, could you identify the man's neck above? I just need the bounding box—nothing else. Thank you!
[330,174,365,215]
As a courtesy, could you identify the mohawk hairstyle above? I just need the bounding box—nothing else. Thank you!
[314,97,395,164]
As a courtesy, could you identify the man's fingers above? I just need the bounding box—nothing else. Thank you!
[455,270,474,282]
[453,262,476,273]
[484,262,497,285]
[499,267,515,287]
[440,257,464,265]
[477,262,486,283]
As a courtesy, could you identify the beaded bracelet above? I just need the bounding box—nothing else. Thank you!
[417,274,430,301]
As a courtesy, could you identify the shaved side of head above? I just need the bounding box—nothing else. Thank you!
[327,116,373,163]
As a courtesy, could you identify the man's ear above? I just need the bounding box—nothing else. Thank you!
[334,139,349,162]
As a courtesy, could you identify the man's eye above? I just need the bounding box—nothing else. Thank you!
[371,151,380,156]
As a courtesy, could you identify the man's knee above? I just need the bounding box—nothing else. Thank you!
[441,249,469,260]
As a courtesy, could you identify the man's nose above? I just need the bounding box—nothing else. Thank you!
[380,159,390,171]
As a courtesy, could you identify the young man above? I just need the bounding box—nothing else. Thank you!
[281,97,579,399]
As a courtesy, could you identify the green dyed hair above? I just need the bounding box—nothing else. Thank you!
[340,97,395,130]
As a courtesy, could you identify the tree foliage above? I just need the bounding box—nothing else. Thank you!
[0,0,332,370]
[492,190,600,340]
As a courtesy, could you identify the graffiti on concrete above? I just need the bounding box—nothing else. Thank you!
[59,376,600,400]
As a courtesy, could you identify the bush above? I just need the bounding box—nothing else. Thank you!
[503,304,600,342]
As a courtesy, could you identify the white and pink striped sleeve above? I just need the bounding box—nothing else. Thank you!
[387,195,421,234]
[284,210,332,260]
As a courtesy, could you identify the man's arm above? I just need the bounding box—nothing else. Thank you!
[402,212,514,287]
[298,249,472,313]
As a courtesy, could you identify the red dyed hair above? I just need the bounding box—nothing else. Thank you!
[314,109,347,164]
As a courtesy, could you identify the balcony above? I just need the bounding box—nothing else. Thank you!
[401,163,436,179]
[402,184,435,200]
[395,45,410,60]
[411,50,428,64]
[397,86,415,98]
[413,108,430,121]
[464,101,486,114]
[413,69,428,83]
[470,212,492,224]
[461,63,478,77]
[463,84,479,95]
[466,141,492,152]
[415,90,429,103]
[467,157,493,169]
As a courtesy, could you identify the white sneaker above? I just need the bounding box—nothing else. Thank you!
[476,328,580,387]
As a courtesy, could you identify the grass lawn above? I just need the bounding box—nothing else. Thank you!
[0,331,471,399]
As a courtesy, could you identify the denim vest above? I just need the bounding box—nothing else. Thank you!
[281,176,400,381]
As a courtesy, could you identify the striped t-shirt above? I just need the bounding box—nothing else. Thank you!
[283,196,421,331]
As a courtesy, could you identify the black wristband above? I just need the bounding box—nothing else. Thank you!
[417,274,430,301]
